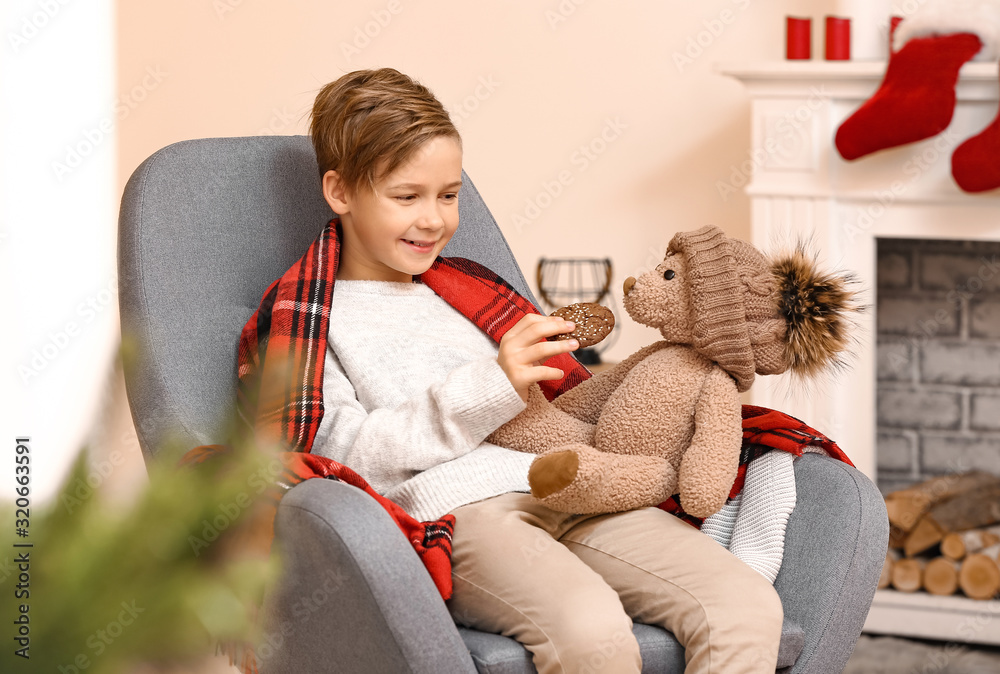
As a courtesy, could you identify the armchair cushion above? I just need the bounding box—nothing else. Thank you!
[459,622,804,673]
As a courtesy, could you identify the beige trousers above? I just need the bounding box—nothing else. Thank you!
[446,493,783,674]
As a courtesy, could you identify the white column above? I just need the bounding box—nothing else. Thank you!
[1,0,118,503]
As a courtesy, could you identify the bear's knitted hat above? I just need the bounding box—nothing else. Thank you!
[667,225,786,392]
[668,225,859,392]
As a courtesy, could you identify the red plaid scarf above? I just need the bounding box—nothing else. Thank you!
[200,217,851,599]
[226,218,588,599]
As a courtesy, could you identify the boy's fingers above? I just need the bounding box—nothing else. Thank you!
[508,312,549,333]
[513,316,575,345]
[524,338,579,365]
[510,313,572,336]
[530,365,567,382]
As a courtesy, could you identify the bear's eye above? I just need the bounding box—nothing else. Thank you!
[663,269,675,280]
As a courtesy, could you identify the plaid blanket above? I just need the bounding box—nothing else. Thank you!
[190,215,851,602]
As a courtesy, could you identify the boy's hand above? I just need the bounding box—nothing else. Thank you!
[498,314,579,402]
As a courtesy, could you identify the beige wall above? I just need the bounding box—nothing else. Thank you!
[118,0,838,361]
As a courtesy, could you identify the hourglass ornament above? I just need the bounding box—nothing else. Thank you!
[536,257,616,365]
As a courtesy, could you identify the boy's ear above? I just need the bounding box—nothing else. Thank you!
[322,170,350,214]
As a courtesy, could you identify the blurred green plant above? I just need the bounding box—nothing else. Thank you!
[0,437,279,674]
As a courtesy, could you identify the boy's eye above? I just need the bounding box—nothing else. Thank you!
[442,193,458,201]
[395,195,417,202]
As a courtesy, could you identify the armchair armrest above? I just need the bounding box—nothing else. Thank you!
[775,453,889,673]
[258,479,477,674]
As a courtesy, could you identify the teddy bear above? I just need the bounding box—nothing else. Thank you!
[487,224,859,518]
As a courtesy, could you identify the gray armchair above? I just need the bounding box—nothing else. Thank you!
[118,136,889,673]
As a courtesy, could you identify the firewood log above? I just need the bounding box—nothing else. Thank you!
[889,524,907,550]
[879,550,899,590]
[958,553,1000,600]
[890,557,923,593]
[903,483,1000,557]
[940,526,1000,561]
[886,472,1000,532]
[978,543,1000,563]
[924,557,960,596]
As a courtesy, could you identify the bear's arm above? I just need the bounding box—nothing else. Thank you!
[486,383,596,454]
[677,365,743,519]
[553,341,671,424]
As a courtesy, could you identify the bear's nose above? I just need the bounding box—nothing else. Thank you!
[623,276,636,296]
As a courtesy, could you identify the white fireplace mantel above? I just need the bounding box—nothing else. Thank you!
[719,60,1000,645]
[718,60,1000,482]
[718,60,1000,100]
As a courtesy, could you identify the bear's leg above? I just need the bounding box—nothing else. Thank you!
[528,444,677,514]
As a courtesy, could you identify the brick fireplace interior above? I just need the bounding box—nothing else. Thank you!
[877,239,1000,495]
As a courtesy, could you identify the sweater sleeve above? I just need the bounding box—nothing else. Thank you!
[311,345,527,494]
[725,450,797,583]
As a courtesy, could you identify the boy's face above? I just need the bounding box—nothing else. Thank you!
[325,135,463,282]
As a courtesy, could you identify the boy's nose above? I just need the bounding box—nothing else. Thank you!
[417,205,446,229]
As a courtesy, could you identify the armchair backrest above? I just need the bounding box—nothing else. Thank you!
[118,135,537,462]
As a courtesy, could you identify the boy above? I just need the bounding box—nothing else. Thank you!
[262,68,782,673]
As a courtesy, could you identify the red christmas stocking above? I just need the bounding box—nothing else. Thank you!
[835,33,983,161]
[952,65,1000,193]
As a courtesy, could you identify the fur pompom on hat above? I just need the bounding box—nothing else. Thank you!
[667,225,859,392]
[771,247,862,379]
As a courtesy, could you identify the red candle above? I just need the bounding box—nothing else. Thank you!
[825,16,851,60]
[786,16,811,60]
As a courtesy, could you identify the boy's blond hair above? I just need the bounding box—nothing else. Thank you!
[310,68,460,194]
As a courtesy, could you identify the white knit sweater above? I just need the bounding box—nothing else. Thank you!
[311,280,533,522]
[311,279,798,581]
[701,450,797,583]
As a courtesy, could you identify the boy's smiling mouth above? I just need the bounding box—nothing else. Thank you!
[402,238,435,251]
